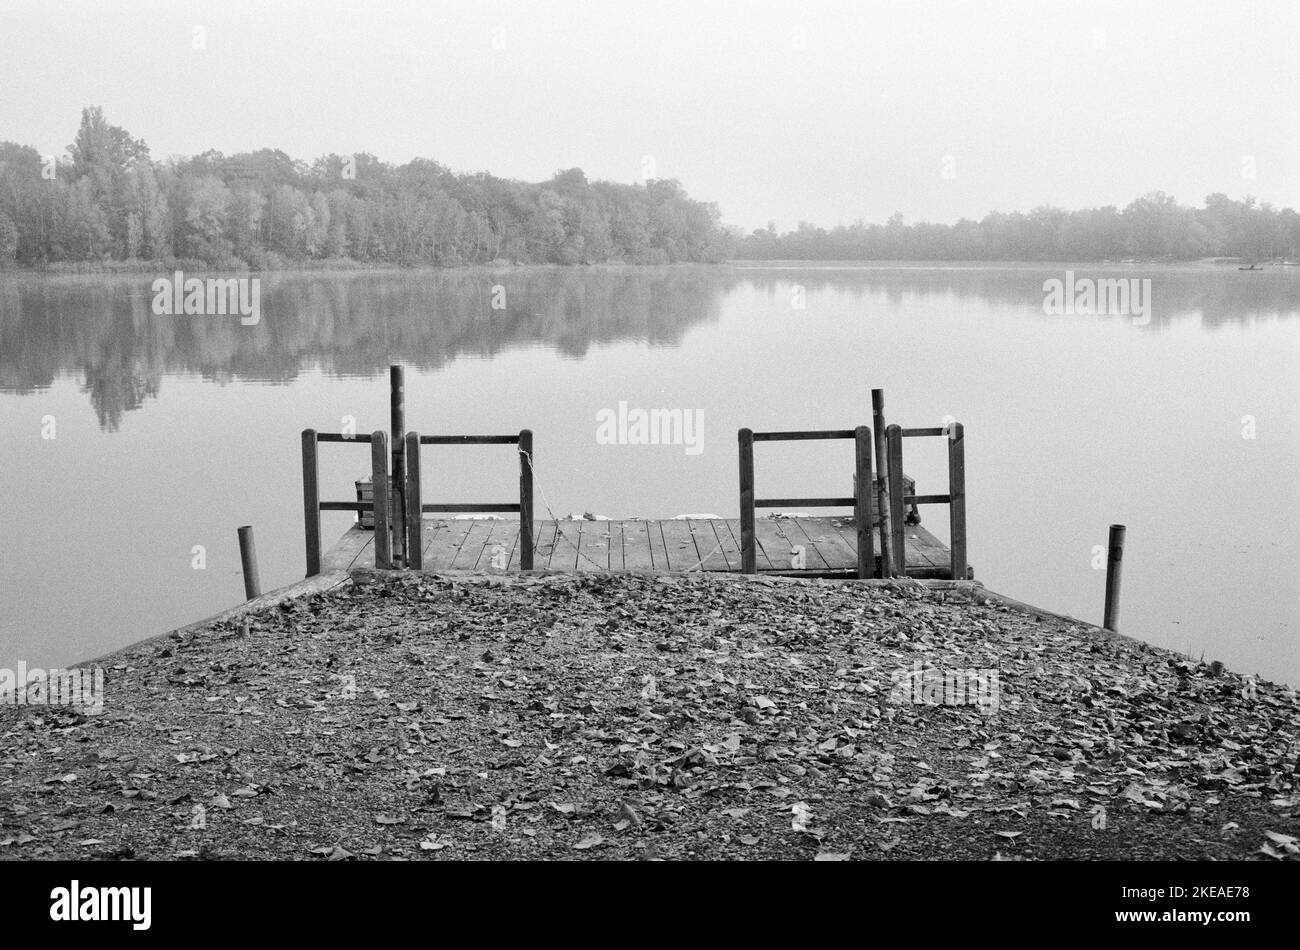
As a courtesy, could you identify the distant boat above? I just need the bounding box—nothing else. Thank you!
[1239,263,1264,271]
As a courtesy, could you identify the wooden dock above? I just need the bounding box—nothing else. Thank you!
[322,515,965,579]
[298,369,970,583]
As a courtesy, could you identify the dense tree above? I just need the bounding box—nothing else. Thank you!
[0,211,17,264]
[0,108,731,268]
[4,108,1295,268]
[735,192,1300,262]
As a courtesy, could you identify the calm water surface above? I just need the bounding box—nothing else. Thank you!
[2,263,1297,684]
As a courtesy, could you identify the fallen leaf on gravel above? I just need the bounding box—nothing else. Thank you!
[5,571,1298,862]
[619,801,643,830]
[792,801,813,832]
[310,845,354,861]
[574,833,604,850]
[1264,830,1298,847]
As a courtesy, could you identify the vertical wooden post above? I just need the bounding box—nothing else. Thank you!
[1103,524,1126,632]
[853,426,875,578]
[947,422,967,581]
[518,429,534,570]
[886,425,906,576]
[301,429,321,576]
[871,389,894,577]
[404,431,423,569]
[738,428,756,574]
[390,365,405,565]
[371,431,391,570]
[237,525,261,599]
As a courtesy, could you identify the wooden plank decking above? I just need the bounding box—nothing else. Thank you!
[324,516,967,579]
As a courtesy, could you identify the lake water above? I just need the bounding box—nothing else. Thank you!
[2,263,1297,685]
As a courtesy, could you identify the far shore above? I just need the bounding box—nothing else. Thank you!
[4,256,1298,279]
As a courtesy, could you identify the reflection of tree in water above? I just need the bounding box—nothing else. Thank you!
[735,265,1300,330]
[81,369,160,431]
[0,267,739,429]
[2,265,1295,430]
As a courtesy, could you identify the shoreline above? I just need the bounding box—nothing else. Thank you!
[5,257,1298,279]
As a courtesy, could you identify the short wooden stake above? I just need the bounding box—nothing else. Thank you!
[237,525,261,600]
[1103,524,1126,632]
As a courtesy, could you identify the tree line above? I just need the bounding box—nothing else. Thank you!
[0,107,731,269]
[3,107,1297,269]
[735,193,1300,263]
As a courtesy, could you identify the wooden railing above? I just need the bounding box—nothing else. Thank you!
[301,429,392,576]
[402,430,534,571]
[737,426,879,578]
[884,422,967,580]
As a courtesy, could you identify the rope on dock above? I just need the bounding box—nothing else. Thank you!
[516,447,615,571]
[516,447,727,573]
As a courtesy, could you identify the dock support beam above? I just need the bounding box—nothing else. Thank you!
[947,422,967,581]
[1103,524,1126,632]
[738,428,756,573]
[302,429,321,576]
[390,365,405,566]
[853,426,875,578]
[371,431,391,569]
[404,431,423,569]
[237,525,261,599]
[871,390,894,577]
[886,425,906,576]
[519,429,534,570]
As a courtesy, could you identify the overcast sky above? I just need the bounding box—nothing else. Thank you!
[3,0,1297,231]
